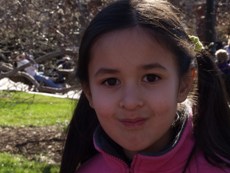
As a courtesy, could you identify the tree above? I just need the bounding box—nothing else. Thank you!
[205,0,217,43]
[0,0,112,93]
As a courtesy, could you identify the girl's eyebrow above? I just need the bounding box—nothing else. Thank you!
[94,68,119,77]
[94,63,167,77]
[141,63,167,70]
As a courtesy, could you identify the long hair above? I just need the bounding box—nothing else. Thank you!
[60,0,230,172]
[194,50,230,166]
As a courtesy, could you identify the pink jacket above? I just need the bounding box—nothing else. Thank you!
[77,116,230,173]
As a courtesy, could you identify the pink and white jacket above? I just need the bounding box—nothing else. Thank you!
[77,116,230,173]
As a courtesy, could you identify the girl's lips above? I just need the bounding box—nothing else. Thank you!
[119,118,147,128]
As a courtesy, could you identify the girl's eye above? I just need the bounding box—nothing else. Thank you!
[143,74,160,83]
[102,78,120,86]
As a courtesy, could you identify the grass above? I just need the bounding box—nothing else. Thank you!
[0,91,76,127]
[0,152,59,173]
[0,91,77,172]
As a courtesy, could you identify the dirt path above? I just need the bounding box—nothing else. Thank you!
[0,126,66,164]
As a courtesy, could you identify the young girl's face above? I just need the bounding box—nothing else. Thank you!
[84,27,192,159]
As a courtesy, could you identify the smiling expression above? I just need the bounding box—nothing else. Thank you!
[84,27,192,159]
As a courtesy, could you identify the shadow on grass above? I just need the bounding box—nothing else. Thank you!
[43,165,59,173]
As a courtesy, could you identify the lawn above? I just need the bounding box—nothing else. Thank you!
[0,91,76,126]
[0,90,77,172]
[0,152,59,173]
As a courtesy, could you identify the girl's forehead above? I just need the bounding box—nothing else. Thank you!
[91,27,168,53]
[90,27,175,61]
[89,27,177,71]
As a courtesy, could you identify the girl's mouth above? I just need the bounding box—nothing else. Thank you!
[119,118,147,128]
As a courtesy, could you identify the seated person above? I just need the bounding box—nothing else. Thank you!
[16,53,63,88]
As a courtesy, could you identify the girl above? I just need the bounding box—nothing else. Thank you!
[60,0,230,173]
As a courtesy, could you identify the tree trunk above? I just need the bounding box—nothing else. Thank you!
[205,0,216,44]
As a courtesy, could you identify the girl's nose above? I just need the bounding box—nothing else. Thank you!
[119,86,144,110]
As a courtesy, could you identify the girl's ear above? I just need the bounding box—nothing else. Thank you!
[177,68,195,103]
[82,84,94,108]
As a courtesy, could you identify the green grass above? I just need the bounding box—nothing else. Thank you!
[0,153,59,173]
[0,91,76,172]
[0,91,76,127]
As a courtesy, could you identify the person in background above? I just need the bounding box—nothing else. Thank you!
[215,49,230,75]
[16,52,63,88]
[57,56,74,70]
[60,0,230,173]
[215,49,230,98]
[224,39,230,59]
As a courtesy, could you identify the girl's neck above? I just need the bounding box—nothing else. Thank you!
[123,128,174,160]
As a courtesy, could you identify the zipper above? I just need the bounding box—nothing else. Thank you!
[103,152,136,173]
